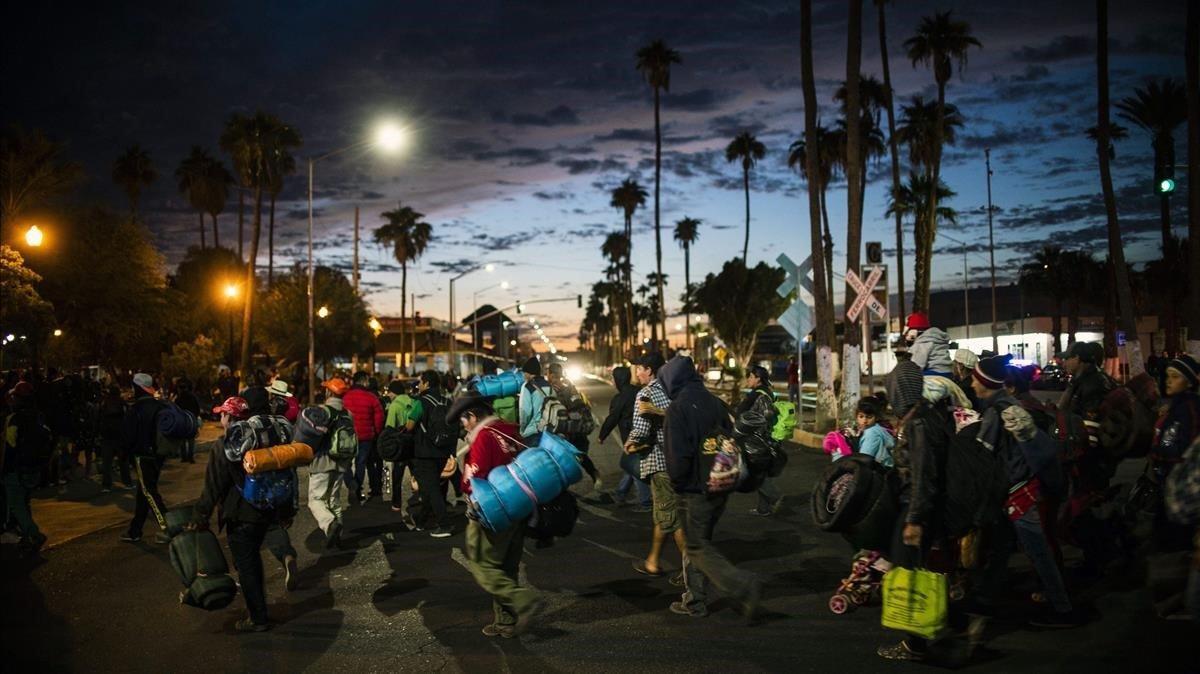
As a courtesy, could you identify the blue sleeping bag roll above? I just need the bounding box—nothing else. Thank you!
[469,431,584,532]
[476,371,523,398]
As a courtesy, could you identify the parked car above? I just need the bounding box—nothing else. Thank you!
[1032,364,1069,391]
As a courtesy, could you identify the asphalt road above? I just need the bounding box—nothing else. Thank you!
[1,377,1193,673]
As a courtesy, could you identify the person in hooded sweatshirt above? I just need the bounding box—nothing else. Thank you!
[904,312,953,377]
[599,366,650,509]
[659,356,762,620]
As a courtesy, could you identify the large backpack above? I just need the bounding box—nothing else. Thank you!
[493,395,518,423]
[1165,437,1200,525]
[771,399,797,441]
[532,385,568,435]
[376,425,413,462]
[157,401,199,440]
[941,422,1009,537]
[241,469,296,510]
[526,491,579,546]
[418,393,458,456]
[168,527,237,610]
[223,415,293,462]
[323,406,359,461]
[557,388,596,436]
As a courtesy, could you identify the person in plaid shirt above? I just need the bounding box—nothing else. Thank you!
[625,353,685,580]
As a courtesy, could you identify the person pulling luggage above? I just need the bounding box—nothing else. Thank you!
[189,395,297,633]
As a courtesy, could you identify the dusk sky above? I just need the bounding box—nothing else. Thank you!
[2,0,1190,347]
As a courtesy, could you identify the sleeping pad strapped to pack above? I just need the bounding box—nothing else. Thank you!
[810,454,899,551]
[166,510,237,610]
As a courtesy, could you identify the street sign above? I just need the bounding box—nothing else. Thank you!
[845,266,884,323]
[777,298,814,341]
[776,253,813,299]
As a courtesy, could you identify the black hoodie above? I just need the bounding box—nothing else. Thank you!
[599,366,638,443]
[660,357,732,494]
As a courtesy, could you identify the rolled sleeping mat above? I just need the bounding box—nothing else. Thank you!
[469,477,515,532]
[810,455,885,533]
[243,442,314,474]
[476,371,523,398]
[538,432,585,484]
[488,463,537,523]
[509,449,567,503]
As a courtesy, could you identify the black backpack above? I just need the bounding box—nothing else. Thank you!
[419,393,457,457]
[527,491,579,546]
[941,422,1009,537]
[376,424,415,462]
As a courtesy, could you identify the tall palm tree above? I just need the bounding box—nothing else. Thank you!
[1094,0,1143,375]
[802,0,836,429]
[262,119,302,287]
[645,271,669,346]
[220,112,302,380]
[636,39,682,348]
[1117,78,1186,354]
[725,131,766,264]
[1086,123,1128,159]
[1021,246,1069,353]
[841,0,865,362]
[904,11,980,312]
[175,146,214,249]
[601,231,632,355]
[875,0,906,320]
[789,125,840,318]
[886,171,957,315]
[112,145,156,220]
[200,158,233,249]
[0,127,83,225]
[609,178,646,350]
[375,204,432,372]
[674,216,701,351]
[896,96,964,308]
[1188,0,1200,360]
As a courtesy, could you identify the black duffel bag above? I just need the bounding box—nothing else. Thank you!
[376,425,415,462]
[527,491,579,547]
[169,528,238,610]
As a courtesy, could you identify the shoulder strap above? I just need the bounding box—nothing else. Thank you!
[487,425,530,450]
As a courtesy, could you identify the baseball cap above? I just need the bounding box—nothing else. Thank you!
[322,378,350,396]
[132,372,157,396]
[212,396,250,419]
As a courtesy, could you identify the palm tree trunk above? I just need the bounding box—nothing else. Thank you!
[400,261,408,374]
[822,187,835,323]
[742,167,751,263]
[238,186,264,384]
[803,0,837,430]
[211,214,220,248]
[199,212,206,250]
[1188,0,1200,360]
[268,193,276,288]
[839,0,864,428]
[237,190,245,261]
[684,244,691,352]
[878,0,905,324]
[625,214,635,355]
[921,81,947,314]
[653,86,668,346]
[1097,0,1145,376]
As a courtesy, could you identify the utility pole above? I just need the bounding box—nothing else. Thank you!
[986,149,998,354]
[411,292,417,374]
[352,206,360,373]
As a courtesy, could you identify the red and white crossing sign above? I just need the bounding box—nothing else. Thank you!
[845,265,887,323]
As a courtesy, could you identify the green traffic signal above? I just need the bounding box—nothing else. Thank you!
[1158,178,1176,194]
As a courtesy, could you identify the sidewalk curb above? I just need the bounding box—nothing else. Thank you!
[792,428,824,451]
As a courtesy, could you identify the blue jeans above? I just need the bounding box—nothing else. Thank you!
[615,474,651,506]
[346,439,381,498]
[1013,506,1073,614]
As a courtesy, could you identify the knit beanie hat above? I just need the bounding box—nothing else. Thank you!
[887,360,924,416]
[1167,354,1199,389]
[522,355,542,376]
[974,353,1012,390]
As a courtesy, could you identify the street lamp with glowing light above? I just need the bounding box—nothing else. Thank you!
[53,329,63,337]
[24,225,44,247]
[374,122,408,153]
[317,306,330,319]
[224,283,239,299]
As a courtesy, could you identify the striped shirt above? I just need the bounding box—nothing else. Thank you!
[629,379,670,478]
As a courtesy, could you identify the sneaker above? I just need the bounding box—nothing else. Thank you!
[120,532,141,543]
[877,641,924,661]
[325,522,342,551]
[1029,609,1084,629]
[402,513,421,531]
[481,623,514,638]
[769,497,786,515]
[748,507,772,517]
[429,526,453,539]
[234,619,272,633]
[669,572,685,587]
[154,532,172,544]
[284,556,299,592]
[669,601,708,618]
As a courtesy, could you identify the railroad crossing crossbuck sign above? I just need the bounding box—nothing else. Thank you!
[776,253,814,340]
[845,266,887,323]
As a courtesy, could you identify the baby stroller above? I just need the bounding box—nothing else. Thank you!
[829,549,892,614]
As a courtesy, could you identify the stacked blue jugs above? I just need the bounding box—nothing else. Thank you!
[470,431,583,532]
[474,370,522,398]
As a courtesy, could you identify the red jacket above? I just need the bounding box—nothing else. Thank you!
[342,386,384,441]
[461,418,522,495]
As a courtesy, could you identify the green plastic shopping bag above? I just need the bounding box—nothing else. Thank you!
[880,566,948,640]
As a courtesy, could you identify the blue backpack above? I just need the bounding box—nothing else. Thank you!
[242,469,296,510]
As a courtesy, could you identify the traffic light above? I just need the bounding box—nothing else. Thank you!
[516,301,525,314]
[577,294,582,308]
[1157,177,1176,194]
[866,241,882,264]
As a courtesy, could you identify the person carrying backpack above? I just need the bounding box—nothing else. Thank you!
[240,385,301,591]
[451,390,546,637]
[384,378,417,513]
[297,378,357,550]
[739,365,783,517]
[518,356,553,444]
[547,362,600,491]
[190,395,297,633]
[404,371,457,538]
[1,382,50,555]
[599,366,650,510]
[120,373,170,544]
[173,378,201,464]
[343,371,385,505]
